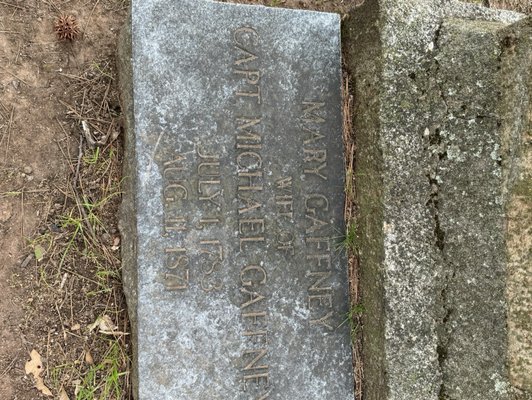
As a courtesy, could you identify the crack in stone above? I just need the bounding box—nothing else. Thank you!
[426,23,456,400]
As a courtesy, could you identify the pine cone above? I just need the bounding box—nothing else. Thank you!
[54,14,80,41]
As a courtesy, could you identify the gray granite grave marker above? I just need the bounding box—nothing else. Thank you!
[118,1,353,398]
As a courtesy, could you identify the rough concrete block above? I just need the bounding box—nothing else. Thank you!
[343,1,529,399]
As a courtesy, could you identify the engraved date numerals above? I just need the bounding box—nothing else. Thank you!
[164,247,190,291]
[199,240,224,292]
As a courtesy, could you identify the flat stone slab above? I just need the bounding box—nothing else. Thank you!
[119,1,352,399]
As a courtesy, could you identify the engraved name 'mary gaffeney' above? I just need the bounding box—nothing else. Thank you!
[120,0,354,398]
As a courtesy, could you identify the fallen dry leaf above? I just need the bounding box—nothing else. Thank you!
[33,244,45,262]
[85,349,94,365]
[24,350,53,396]
[36,379,53,397]
[88,315,129,336]
[59,387,70,400]
[72,379,81,397]
[111,236,121,250]
[88,314,117,333]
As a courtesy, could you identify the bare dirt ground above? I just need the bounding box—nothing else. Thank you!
[0,1,127,399]
[0,0,528,399]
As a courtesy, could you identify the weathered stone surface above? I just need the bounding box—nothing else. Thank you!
[119,1,352,399]
[343,1,529,399]
[500,16,532,395]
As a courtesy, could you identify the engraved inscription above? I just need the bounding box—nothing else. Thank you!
[233,26,270,399]
[161,147,225,292]
[132,5,349,398]
[301,101,335,331]
[302,102,328,180]
[162,157,190,290]
[274,176,296,256]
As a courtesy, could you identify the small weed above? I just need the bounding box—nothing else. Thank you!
[340,303,365,340]
[337,220,358,253]
[0,190,22,197]
[345,169,355,202]
[83,147,100,165]
[58,212,85,268]
[90,61,115,82]
[76,340,128,400]
[28,232,54,256]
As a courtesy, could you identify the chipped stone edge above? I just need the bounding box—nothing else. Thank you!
[117,8,139,400]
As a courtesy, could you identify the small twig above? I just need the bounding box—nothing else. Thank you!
[73,188,98,244]
[59,99,110,137]
[14,42,21,64]
[55,302,68,344]
[82,0,101,40]
[62,267,103,286]
[58,72,89,82]
[0,1,26,9]
[42,0,60,13]
[53,138,75,175]
[70,143,99,246]
[0,356,18,377]
[21,190,24,238]
[80,87,87,117]
[1,106,14,158]
[69,276,75,325]
[54,118,76,174]
[73,133,83,187]
[20,254,33,268]
[0,65,31,86]
[45,330,51,380]
[99,80,111,115]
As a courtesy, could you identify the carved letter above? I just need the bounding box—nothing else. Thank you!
[197,218,222,229]
[165,217,187,233]
[165,248,190,270]
[241,287,265,309]
[242,311,267,326]
[276,230,295,255]
[237,118,262,144]
[239,219,265,235]
[233,27,260,49]
[303,126,325,145]
[309,271,332,292]
[164,271,189,290]
[302,101,325,124]
[237,152,263,171]
[243,372,269,391]
[305,194,329,215]
[275,177,292,190]
[163,157,186,180]
[310,311,334,330]
[242,348,268,371]
[237,86,261,104]
[305,237,330,252]
[234,69,261,85]
[304,149,327,163]
[198,162,220,177]
[197,147,219,160]
[238,194,262,215]
[164,184,188,203]
[241,265,267,287]
[238,171,263,191]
